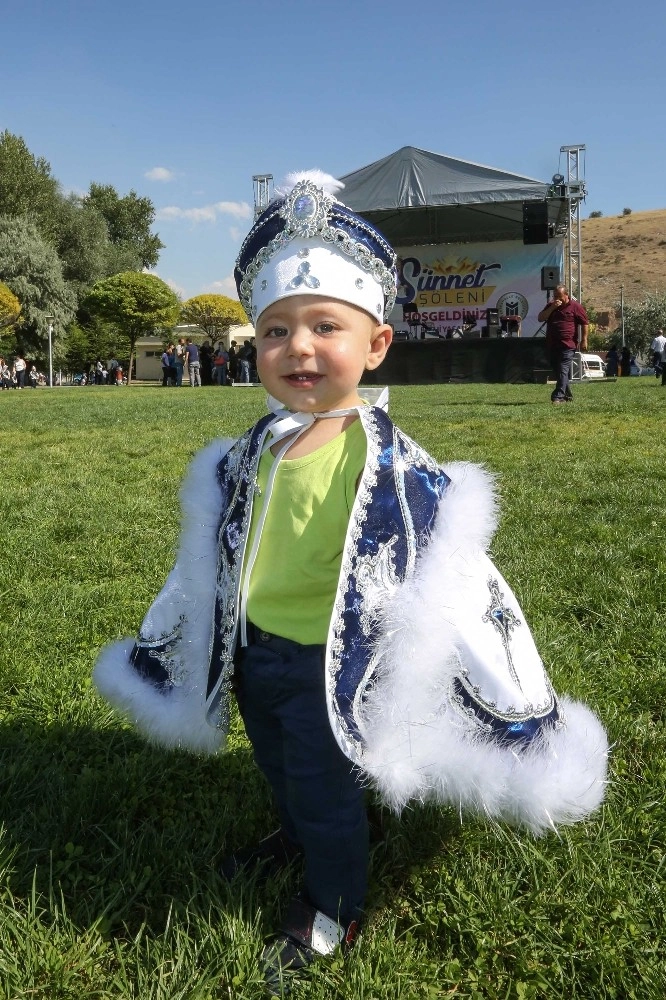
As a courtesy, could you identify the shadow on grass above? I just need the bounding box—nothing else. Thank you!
[0,719,460,939]
[0,719,272,930]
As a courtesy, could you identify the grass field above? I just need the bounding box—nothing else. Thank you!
[0,378,664,999]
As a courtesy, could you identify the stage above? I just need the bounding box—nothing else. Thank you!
[362,337,551,385]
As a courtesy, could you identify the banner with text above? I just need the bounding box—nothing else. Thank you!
[392,239,564,338]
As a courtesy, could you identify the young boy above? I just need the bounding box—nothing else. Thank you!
[94,172,607,985]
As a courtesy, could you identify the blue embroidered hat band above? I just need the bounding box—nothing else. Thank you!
[234,173,398,324]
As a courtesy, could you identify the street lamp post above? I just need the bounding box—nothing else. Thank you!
[45,315,54,387]
[619,286,625,348]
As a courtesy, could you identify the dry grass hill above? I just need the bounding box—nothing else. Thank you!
[581,208,666,329]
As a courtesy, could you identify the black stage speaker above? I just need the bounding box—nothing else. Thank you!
[482,322,502,338]
[523,201,549,245]
[540,265,561,290]
[486,307,499,325]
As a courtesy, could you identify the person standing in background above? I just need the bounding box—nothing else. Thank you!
[650,329,665,378]
[185,338,201,386]
[200,341,213,385]
[161,346,175,386]
[228,340,238,383]
[174,338,186,386]
[14,354,27,388]
[213,343,229,385]
[537,285,588,404]
[620,345,632,377]
[238,340,252,383]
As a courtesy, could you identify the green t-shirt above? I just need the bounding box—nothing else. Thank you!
[245,418,366,645]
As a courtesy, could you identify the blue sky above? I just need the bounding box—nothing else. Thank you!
[3,0,664,301]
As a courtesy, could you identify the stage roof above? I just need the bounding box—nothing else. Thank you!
[339,146,567,245]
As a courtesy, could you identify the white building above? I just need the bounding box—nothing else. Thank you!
[134,323,255,382]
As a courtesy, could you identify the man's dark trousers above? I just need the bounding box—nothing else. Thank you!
[235,628,368,926]
[550,347,575,401]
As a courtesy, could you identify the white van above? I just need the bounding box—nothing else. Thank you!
[572,353,607,379]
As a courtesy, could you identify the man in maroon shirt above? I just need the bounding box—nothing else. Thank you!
[538,285,589,404]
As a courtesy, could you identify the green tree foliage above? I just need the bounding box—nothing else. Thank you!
[0,216,76,354]
[180,294,247,341]
[55,194,110,297]
[0,131,61,242]
[60,315,132,374]
[589,210,603,218]
[0,280,21,329]
[618,292,666,356]
[59,322,90,374]
[86,183,164,270]
[84,272,179,382]
[0,132,168,371]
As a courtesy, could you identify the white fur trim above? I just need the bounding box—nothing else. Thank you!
[359,459,608,833]
[94,638,221,753]
[93,438,235,752]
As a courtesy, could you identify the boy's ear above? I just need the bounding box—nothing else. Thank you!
[365,323,393,370]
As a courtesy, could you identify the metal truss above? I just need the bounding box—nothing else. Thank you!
[560,145,586,301]
[252,174,273,219]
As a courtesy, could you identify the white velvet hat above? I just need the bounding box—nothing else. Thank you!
[234,171,397,324]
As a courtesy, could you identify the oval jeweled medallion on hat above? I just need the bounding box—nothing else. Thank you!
[280,179,333,238]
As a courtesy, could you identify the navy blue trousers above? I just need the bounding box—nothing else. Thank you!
[550,347,575,401]
[235,628,368,925]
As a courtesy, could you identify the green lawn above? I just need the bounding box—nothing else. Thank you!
[0,378,664,999]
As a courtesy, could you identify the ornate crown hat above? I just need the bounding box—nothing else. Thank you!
[234,171,398,324]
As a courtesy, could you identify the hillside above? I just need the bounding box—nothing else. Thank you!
[581,208,666,328]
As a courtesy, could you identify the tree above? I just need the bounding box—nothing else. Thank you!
[180,294,247,342]
[84,272,180,383]
[0,131,61,243]
[0,280,20,329]
[589,210,603,218]
[60,314,132,374]
[618,292,666,357]
[0,216,76,354]
[85,183,164,270]
[55,193,110,298]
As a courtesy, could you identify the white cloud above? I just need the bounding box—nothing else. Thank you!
[165,277,187,298]
[157,205,217,223]
[148,271,187,298]
[204,276,239,297]
[215,201,252,220]
[145,166,175,182]
[229,226,241,241]
[156,200,251,224]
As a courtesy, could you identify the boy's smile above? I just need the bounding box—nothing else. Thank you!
[255,294,392,413]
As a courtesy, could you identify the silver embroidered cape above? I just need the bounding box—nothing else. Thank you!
[94,406,607,834]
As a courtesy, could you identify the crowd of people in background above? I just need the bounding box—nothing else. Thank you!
[160,338,258,386]
[1,339,261,391]
[0,354,47,388]
[72,358,126,386]
[11,329,660,392]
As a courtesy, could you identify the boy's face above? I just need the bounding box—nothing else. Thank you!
[255,295,392,413]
